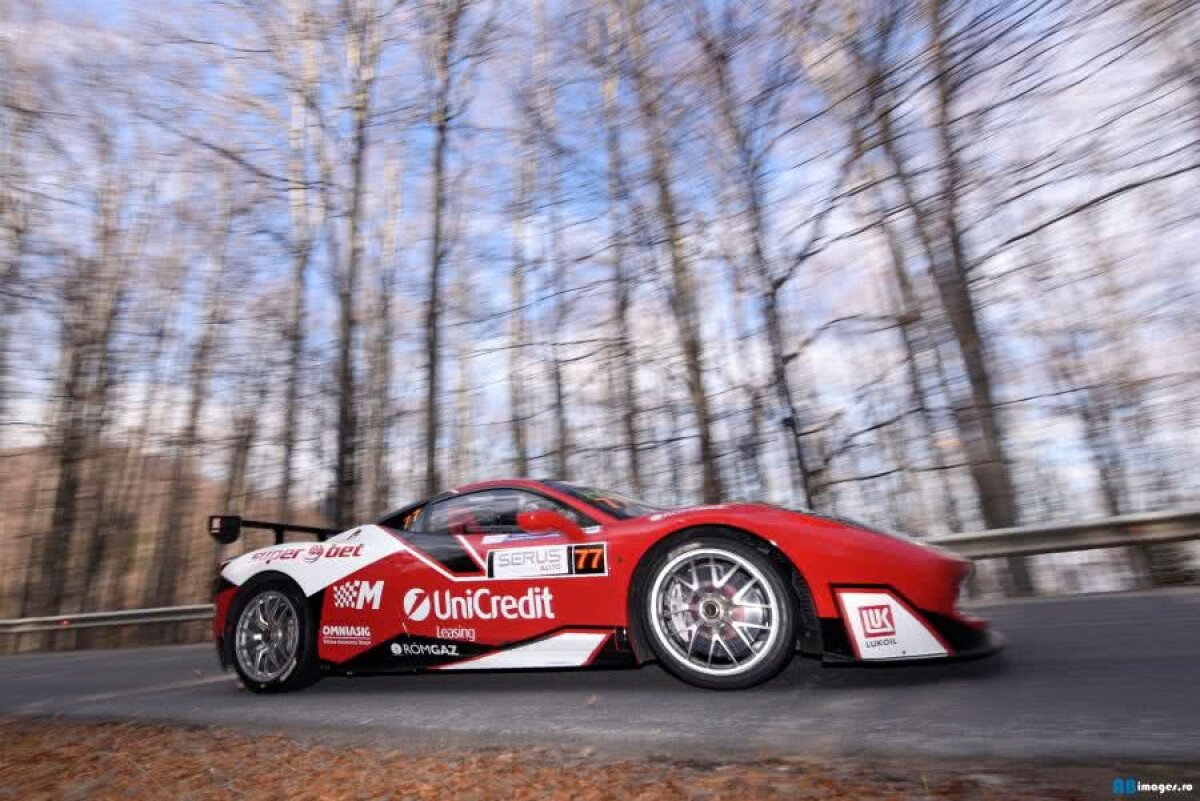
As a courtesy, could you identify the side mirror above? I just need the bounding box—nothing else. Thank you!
[208,515,243,545]
[517,509,586,541]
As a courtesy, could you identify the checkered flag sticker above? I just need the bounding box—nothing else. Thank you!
[333,582,360,608]
[331,579,384,610]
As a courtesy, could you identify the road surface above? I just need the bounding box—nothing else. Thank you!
[2,591,1198,761]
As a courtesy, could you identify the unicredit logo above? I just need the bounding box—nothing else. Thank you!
[402,587,554,621]
[404,588,432,621]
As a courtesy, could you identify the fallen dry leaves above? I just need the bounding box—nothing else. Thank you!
[0,718,1179,801]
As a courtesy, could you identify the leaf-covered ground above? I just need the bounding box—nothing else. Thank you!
[0,718,1190,800]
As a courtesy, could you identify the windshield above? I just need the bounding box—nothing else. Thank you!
[543,481,662,520]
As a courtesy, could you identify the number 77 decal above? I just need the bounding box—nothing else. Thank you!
[570,544,607,575]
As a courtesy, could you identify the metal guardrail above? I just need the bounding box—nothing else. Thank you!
[0,604,213,636]
[926,508,1200,559]
[0,508,1197,638]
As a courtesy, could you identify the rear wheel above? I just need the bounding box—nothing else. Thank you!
[227,579,320,693]
[641,534,795,689]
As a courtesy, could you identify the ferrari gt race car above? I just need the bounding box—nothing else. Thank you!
[209,479,1001,692]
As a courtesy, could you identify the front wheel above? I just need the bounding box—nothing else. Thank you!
[641,534,795,689]
[227,579,320,693]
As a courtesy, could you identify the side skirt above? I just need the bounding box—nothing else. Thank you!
[323,626,639,675]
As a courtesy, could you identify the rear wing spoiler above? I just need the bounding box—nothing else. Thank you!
[208,515,339,546]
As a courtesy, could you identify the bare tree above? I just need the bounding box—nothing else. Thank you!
[328,0,391,527]
[418,0,495,495]
[0,28,36,446]
[589,6,643,495]
[532,0,572,480]
[23,84,135,616]
[820,1,1035,588]
[508,140,532,477]
[365,156,403,516]
[279,0,321,523]
[615,0,723,502]
[144,168,236,607]
[689,0,850,508]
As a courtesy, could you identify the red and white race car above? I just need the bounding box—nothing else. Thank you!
[209,479,1001,692]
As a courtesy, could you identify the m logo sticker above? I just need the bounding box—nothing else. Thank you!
[859,604,895,637]
[332,580,383,610]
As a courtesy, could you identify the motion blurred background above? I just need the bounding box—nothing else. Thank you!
[1,0,1198,633]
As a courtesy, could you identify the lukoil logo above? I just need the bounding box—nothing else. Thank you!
[859,605,896,638]
[333,580,383,610]
[402,587,554,622]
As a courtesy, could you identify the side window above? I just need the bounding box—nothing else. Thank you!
[420,490,590,535]
[508,492,592,528]
[420,496,476,534]
[401,507,424,530]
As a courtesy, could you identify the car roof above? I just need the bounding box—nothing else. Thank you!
[452,478,550,494]
[373,478,555,526]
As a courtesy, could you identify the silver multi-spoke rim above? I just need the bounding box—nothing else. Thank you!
[648,547,781,676]
[235,590,299,683]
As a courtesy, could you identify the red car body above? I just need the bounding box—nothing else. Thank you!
[212,479,1000,681]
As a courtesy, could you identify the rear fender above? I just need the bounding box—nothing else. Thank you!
[220,524,403,597]
[217,571,320,670]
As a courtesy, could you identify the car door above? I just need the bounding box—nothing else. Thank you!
[381,488,622,669]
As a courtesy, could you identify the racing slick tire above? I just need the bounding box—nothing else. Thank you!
[226,577,321,693]
[639,533,796,690]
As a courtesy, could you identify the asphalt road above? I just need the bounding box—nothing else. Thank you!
[2,591,1199,762]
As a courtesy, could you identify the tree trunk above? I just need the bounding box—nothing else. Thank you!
[0,57,31,450]
[697,8,811,506]
[24,334,86,617]
[535,0,571,481]
[925,0,1031,593]
[214,362,268,572]
[144,237,225,608]
[0,201,23,449]
[367,157,400,517]
[25,162,126,618]
[931,5,1028,591]
[600,8,641,494]
[509,153,531,477]
[860,6,1030,591]
[103,306,173,610]
[279,4,316,521]
[451,264,473,485]
[332,5,379,528]
[619,0,722,502]
[423,16,457,497]
[869,188,963,532]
